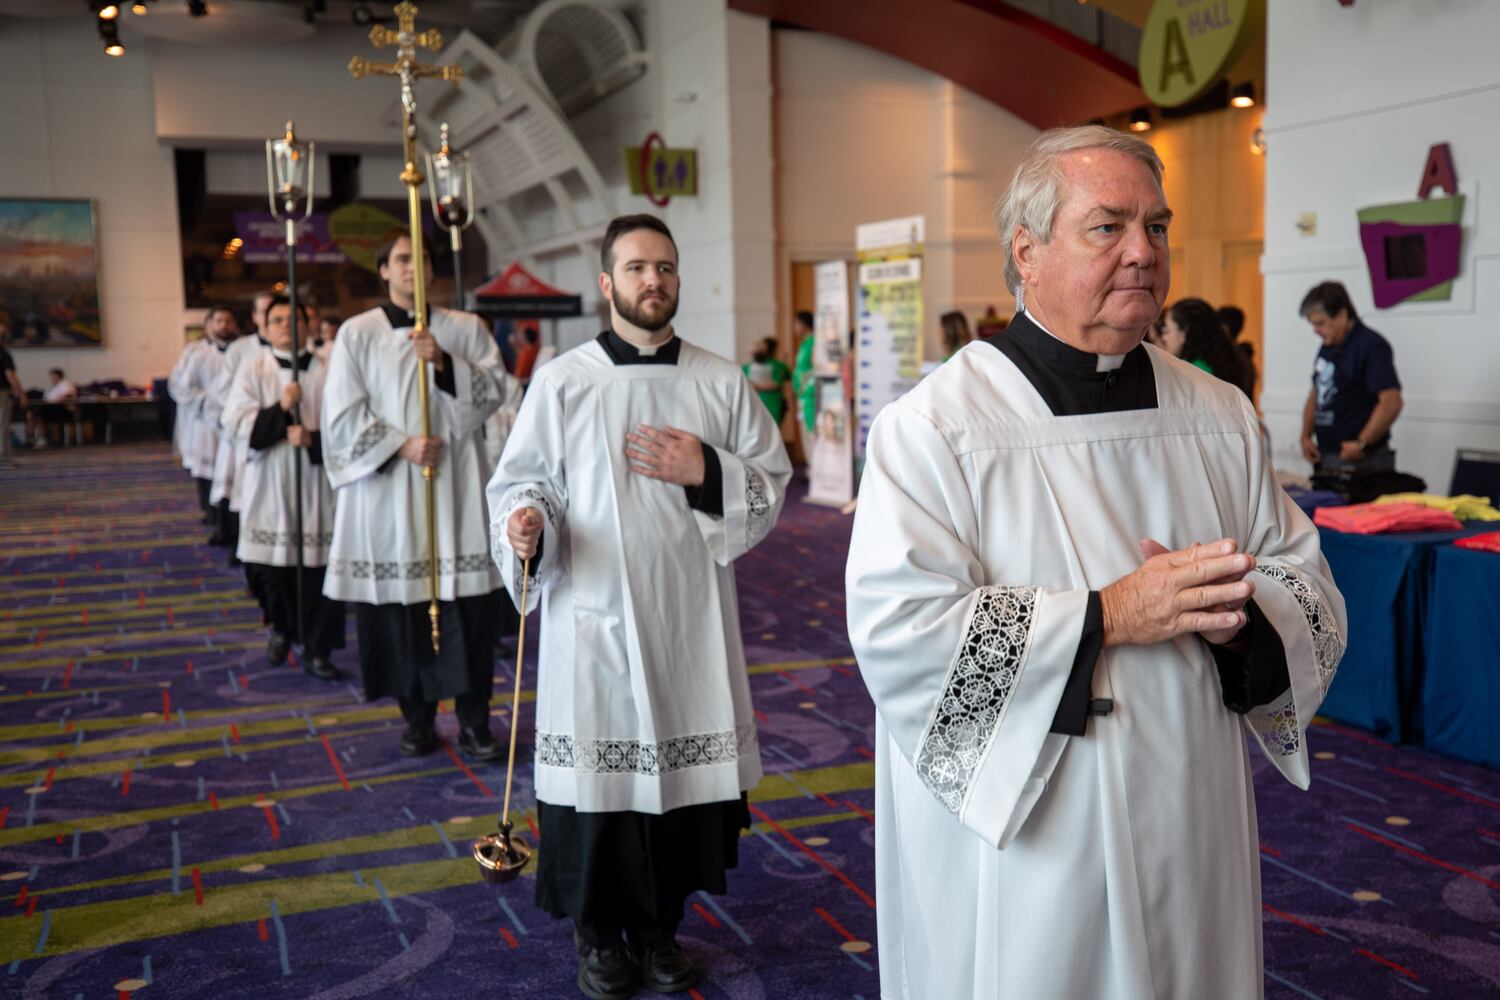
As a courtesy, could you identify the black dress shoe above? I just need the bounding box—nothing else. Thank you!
[399,724,439,757]
[266,630,290,666]
[303,656,341,682]
[632,939,698,994]
[576,943,637,1000]
[457,726,503,763]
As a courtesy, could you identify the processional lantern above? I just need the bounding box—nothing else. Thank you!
[426,123,477,308]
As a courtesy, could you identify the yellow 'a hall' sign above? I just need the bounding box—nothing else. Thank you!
[1138,0,1262,108]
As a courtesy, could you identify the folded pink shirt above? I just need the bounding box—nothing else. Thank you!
[1314,501,1463,534]
[1455,531,1500,553]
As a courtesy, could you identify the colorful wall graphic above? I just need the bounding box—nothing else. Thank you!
[1357,143,1465,309]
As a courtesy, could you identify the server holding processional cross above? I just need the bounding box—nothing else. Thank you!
[324,1,520,761]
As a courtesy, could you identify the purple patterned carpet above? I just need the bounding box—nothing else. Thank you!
[0,443,1497,1000]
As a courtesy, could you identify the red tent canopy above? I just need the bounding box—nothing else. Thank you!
[472,262,583,318]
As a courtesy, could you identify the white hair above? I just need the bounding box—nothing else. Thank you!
[994,125,1165,295]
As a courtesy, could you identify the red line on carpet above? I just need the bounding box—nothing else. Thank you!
[24,896,37,918]
[844,799,874,824]
[43,767,56,791]
[814,906,856,942]
[0,806,9,830]
[62,661,74,688]
[828,662,855,678]
[208,792,220,811]
[1355,946,1417,979]
[230,724,239,744]
[162,690,171,722]
[817,792,840,809]
[442,743,495,798]
[499,926,519,948]
[776,670,819,697]
[525,815,540,842]
[1347,823,1500,890]
[748,803,874,908]
[688,990,705,1000]
[1260,843,1282,857]
[693,902,721,928]
[854,746,875,760]
[1261,902,1327,937]
[1386,768,1500,812]
[191,866,204,905]
[753,708,769,723]
[320,735,352,791]
[1478,827,1500,844]
[260,805,281,839]
[121,765,131,797]
[258,918,268,941]
[15,885,27,907]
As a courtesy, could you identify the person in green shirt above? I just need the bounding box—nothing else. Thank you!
[789,310,817,434]
[743,336,791,424]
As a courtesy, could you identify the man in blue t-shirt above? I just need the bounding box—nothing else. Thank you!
[1297,281,1403,472]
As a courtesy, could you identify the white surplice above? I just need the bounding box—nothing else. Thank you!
[211,335,269,508]
[167,340,217,477]
[321,305,519,605]
[223,350,333,567]
[486,336,792,814]
[846,342,1348,1000]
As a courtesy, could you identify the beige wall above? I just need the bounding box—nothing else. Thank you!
[1,17,184,391]
[772,29,1037,360]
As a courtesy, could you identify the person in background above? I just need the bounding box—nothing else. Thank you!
[30,368,78,449]
[0,328,24,466]
[511,326,541,382]
[1163,298,1253,397]
[743,336,791,426]
[319,316,341,344]
[790,310,817,440]
[1218,305,1258,399]
[1298,280,1402,473]
[940,310,973,360]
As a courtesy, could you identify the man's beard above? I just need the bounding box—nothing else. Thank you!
[614,287,678,333]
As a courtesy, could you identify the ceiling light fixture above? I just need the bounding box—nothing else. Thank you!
[97,3,121,19]
[187,0,207,15]
[1230,82,1256,109]
[1128,107,1153,133]
[132,1,148,14]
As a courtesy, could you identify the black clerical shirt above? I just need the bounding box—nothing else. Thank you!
[988,312,1289,736]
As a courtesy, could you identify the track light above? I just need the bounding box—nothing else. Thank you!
[98,17,124,56]
[1230,82,1256,109]
[187,0,207,15]
[132,1,148,13]
[97,3,120,19]
[1128,107,1153,133]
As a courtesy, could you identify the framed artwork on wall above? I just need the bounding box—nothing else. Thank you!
[0,198,103,348]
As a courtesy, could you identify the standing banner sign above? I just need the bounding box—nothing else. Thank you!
[807,260,854,507]
[855,216,924,461]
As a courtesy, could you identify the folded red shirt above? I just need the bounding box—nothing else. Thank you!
[1314,501,1463,534]
[1455,531,1500,553]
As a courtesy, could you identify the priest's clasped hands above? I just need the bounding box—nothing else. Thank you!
[1100,538,1255,648]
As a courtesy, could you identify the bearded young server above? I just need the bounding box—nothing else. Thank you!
[489,215,791,1000]
[223,297,343,681]
[321,233,521,761]
[846,127,1347,999]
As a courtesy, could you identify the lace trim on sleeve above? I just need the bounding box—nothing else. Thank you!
[1256,564,1344,696]
[745,466,773,546]
[326,419,397,474]
[914,585,1039,815]
[1247,689,1301,758]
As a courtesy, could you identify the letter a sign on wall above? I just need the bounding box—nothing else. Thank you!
[1139,0,1262,107]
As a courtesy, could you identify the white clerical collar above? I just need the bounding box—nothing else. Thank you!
[1023,310,1127,372]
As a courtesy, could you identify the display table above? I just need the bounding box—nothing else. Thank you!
[1421,543,1500,766]
[1315,522,1492,742]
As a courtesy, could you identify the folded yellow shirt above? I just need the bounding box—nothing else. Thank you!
[1373,493,1500,521]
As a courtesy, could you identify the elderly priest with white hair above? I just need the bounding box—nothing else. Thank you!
[846,125,1347,999]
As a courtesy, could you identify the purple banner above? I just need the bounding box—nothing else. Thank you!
[232,212,347,264]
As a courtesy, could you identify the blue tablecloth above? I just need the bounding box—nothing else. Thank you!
[1316,522,1494,742]
[1421,543,1500,766]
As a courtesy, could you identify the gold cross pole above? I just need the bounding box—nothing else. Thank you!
[349,2,462,653]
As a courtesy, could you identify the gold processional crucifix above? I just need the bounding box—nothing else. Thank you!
[349,2,461,653]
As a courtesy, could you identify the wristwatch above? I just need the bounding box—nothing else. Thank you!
[1353,439,1368,454]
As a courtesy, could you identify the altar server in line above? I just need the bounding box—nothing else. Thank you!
[321,233,520,762]
[224,297,343,681]
[846,126,1348,1000]
[211,290,274,564]
[490,214,791,1000]
[168,304,239,530]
